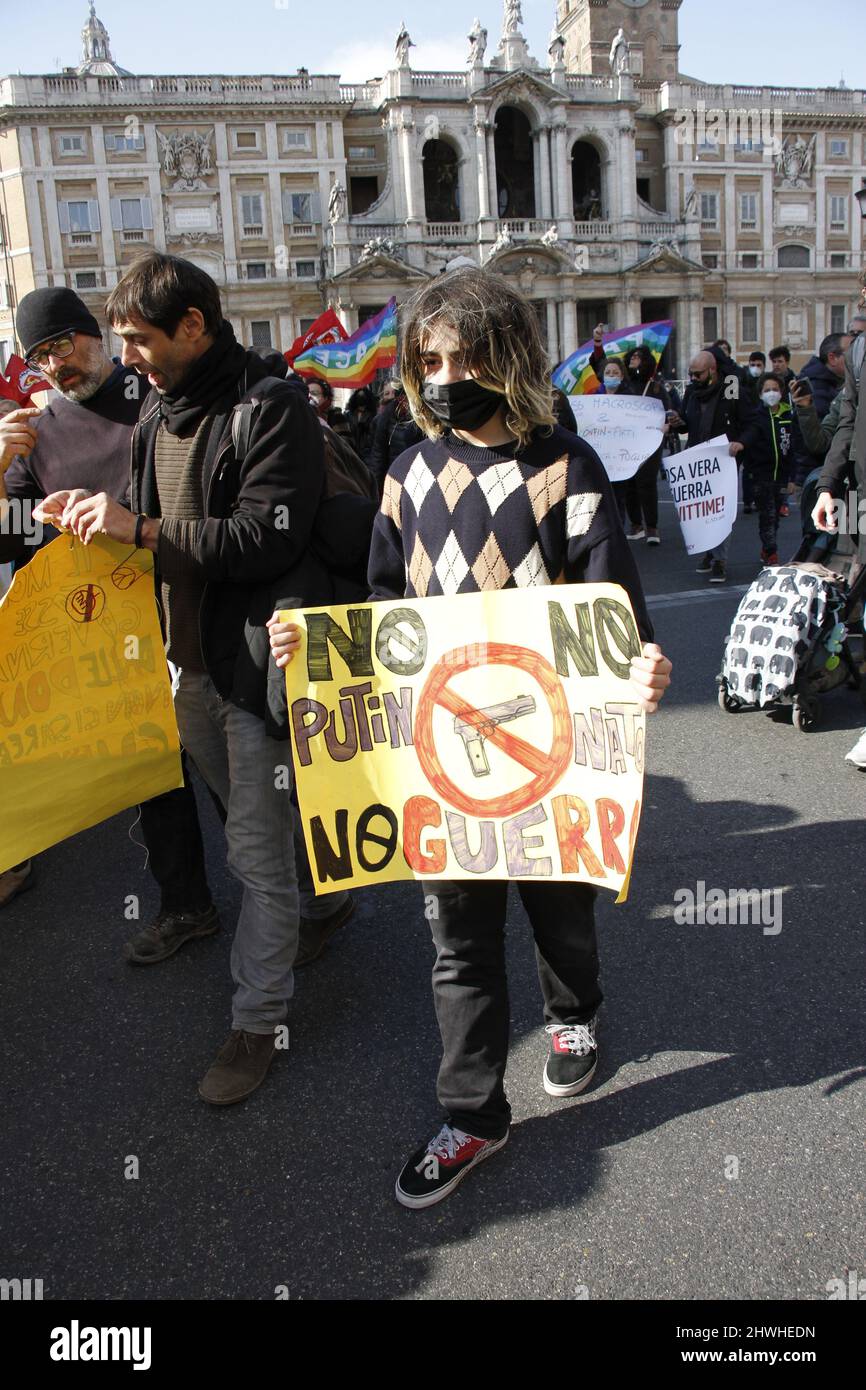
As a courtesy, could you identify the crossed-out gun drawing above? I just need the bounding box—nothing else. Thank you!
[453,695,537,777]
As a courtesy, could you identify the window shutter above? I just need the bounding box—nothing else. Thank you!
[310,191,321,223]
[88,199,101,232]
[281,190,293,224]
[104,133,115,151]
[57,201,70,233]
[110,198,123,231]
[141,197,153,230]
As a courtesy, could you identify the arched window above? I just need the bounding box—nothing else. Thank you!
[422,140,460,222]
[494,107,535,219]
[572,140,603,220]
[778,244,810,269]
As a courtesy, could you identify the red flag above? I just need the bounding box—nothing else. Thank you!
[285,309,348,367]
[0,354,51,405]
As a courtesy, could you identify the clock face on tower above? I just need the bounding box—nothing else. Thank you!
[619,0,650,8]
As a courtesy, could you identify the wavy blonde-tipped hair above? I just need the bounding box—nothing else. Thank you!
[400,268,557,449]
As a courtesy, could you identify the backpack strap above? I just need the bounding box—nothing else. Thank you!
[229,375,291,466]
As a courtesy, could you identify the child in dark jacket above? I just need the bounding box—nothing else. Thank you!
[268,269,671,1209]
[748,371,810,564]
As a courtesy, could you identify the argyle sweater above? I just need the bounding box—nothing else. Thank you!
[367,425,653,640]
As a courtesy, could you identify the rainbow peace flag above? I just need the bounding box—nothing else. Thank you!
[293,298,397,387]
[553,320,674,396]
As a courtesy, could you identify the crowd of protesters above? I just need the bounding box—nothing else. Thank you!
[0,257,670,1211]
[3,252,865,1205]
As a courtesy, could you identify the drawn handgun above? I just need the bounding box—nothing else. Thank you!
[453,695,536,777]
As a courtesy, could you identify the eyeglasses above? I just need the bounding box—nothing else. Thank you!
[26,332,77,370]
[689,372,710,384]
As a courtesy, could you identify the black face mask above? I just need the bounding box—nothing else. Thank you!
[423,378,503,430]
[628,365,644,380]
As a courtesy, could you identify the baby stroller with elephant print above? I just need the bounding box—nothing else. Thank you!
[717,469,866,731]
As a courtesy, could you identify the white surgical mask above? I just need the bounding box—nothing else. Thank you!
[748,364,762,378]
[761,390,782,408]
[603,375,622,391]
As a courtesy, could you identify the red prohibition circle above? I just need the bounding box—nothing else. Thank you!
[414,642,574,819]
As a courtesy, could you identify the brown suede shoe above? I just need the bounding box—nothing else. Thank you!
[295,898,355,968]
[198,1029,278,1106]
[0,860,35,909]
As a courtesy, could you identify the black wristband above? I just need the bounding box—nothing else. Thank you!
[134,514,146,548]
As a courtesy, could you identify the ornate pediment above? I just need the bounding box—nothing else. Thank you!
[332,253,430,286]
[481,67,561,104]
[625,240,706,275]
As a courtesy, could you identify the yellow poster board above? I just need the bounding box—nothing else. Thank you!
[0,534,183,873]
[282,584,645,901]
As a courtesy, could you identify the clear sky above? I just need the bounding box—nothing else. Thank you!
[1,0,862,89]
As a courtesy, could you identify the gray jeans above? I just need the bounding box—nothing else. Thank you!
[174,671,299,1033]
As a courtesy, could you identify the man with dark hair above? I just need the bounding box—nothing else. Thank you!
[798,332,852,420]
[0,287,217,934]
[769,344,796,391]
[37,254,327,1105]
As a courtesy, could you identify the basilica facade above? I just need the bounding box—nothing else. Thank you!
[0,0,863,377]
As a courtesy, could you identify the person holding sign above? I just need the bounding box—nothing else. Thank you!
[269,269,671,1209]
[681,349,760,583]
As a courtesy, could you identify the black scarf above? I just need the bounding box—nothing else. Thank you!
[158,320,248,437]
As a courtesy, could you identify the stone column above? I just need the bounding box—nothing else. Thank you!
[37,129,64,281]
[688,294,703,370]
[486,126,498,221]
[531,133,541,221]
[815,169,826,271]
[474,116,491,221]
[546,299,559,362]
[143,125,166,254]
[561,297,578,359]
[90,126,117,279]
[214,123,238,280]
[538,128,553,222]
[265,121,288,281]
[399,114,422,223]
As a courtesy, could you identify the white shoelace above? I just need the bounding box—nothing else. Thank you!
[426,1124,472,1160]
[546,1022,597,1056]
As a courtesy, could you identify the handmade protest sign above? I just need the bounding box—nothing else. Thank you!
[661,435,738,555]
[282,584,646,902]
[570,394,666,482]
[0,534,183,873]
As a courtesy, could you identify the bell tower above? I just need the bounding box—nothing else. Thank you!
[554,0,682,80]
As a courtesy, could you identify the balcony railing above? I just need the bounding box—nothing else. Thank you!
[425,222,474,240]
[572,220,613,238]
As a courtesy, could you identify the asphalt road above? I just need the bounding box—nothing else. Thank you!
[1,492,864,1303]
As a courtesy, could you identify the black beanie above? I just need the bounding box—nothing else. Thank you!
[16,287,102,357]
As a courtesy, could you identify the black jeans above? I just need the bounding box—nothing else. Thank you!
[137,752,213,915]
[752,477,780,554]
[625,452,660,529]
[426,879,602,1139]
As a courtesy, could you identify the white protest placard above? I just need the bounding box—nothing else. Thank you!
[570,394,666,483]
[662,435,738,555]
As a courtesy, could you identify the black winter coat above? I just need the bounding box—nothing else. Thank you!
[130,350,326,722]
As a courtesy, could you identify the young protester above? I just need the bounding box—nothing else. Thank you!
[622,345,675,546]
[267,269,671,1207]
[749,370,810,565]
